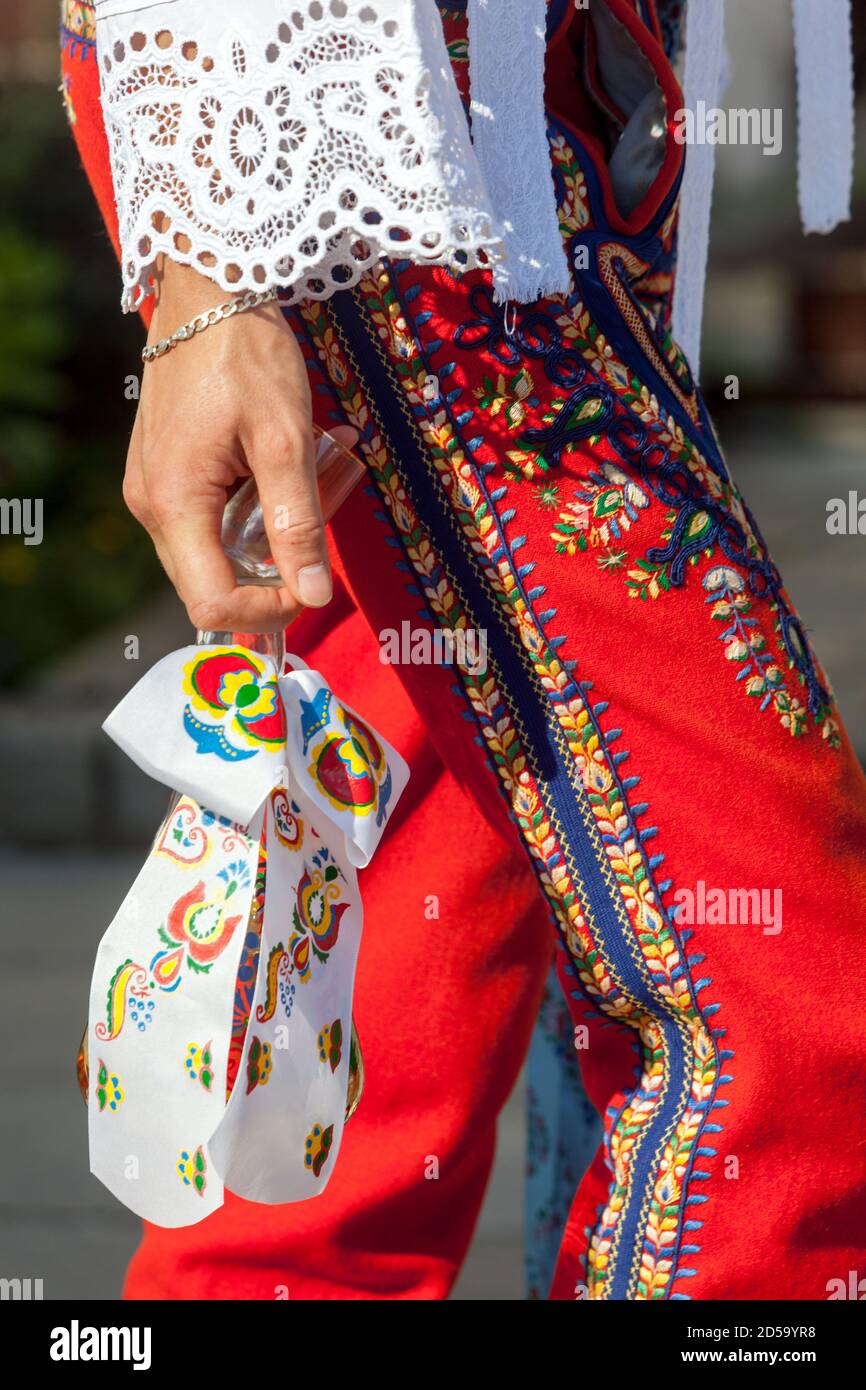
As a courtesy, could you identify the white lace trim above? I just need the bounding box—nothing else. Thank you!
[95,0,504,311]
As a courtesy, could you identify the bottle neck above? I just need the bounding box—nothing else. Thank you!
[196,628,286,672]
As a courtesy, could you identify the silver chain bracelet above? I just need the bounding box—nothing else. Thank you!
[141,287,280,363]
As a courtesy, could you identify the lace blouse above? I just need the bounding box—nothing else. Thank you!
[94,0,855,375]
[93,0,515,312]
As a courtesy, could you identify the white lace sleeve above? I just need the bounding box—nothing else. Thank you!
[94,0,502,311]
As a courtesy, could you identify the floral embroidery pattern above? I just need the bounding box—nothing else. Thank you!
[552,462,651,555]
[290,860,349,982]
[505,387,612,481]
[704,565,813,738]
[550,131,592,236]
[156,796,248,868]
[304,1123,334,1178]
[597,241,700,424]
[270,789,304,851]
[61,0,95,44]
[456,274,838,745]
[302,690,393,823]
[159,864,250,971]
[255,942,295,1024]
[95,1060,124,1113]
[96,860,252,1042]
[474,368,535,433]
[245,1036,273,1093]
[177,1145,207,1196]
[185,1041,214,1092]
[183,647,285,761]
[254,844,347,1019]
[318,1019,343,1073]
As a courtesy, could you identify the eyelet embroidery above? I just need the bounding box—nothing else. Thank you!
[95,2,500,310]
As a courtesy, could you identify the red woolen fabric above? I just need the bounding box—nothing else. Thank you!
[315,245,866,1301]
[126,574,555,1299]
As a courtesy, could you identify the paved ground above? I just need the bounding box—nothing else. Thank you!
[0,845,525,1300]
[1,404,864,1300]
[0,850,144,1300]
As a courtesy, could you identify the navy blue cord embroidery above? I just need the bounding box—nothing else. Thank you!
[454,288,832,721]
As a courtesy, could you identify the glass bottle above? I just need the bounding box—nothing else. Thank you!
[79,427,366,1121]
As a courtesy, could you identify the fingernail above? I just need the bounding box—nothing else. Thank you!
[297,563,332,607]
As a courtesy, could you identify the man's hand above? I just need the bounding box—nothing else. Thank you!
[124,258,332,632]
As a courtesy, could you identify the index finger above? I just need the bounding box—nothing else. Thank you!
[163,504,303,633]
[250,422,333,610]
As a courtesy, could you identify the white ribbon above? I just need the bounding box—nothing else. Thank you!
[88,644,408,1227]
[792,0,854,236]
[468,0,571,304]
[674,0,854,380]
[672,0,727,382]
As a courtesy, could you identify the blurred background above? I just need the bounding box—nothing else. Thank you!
[0,0,864,1300]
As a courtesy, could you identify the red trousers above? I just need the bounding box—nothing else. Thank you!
[132,570,557,1298]
[63,0,866,1300]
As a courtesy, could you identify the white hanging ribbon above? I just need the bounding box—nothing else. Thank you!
[792,0,854,234]
[672,0,727,382]
[674,0,854,381]
[88,644,408,1227]
[467,0,571,304]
